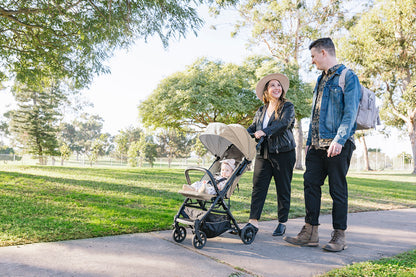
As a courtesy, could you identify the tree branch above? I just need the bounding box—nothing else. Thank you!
[386,82,409,123]
[87,0,107,21]
[0,7,45,29]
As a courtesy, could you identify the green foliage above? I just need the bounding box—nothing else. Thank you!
[8,81,62,163]
[339,0,416,128]
[0,145,14,154]
[59,143,71,165]
[0,1,232,88]
[127,141,141,167]
[155,128,195,167]
[338,0,416,174]
[232,0,352,65]
[139,57,261,131]
[192,136,209,158]
[138,136,158,168]
[324,249,416,277]
[59,113,105,157]
[127,135,158,167]
[114,126,142,160]
[398,152,413,164]
[0,117,8,136]
[87,134,111,166]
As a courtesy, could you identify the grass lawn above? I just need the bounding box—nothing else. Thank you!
[1,165,416,276]
[323,249,416,277]
[1,165,415,247]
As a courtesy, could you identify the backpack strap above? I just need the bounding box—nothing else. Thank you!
[339,68,349,92]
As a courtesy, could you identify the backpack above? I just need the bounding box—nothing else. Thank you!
[339,68,380,130]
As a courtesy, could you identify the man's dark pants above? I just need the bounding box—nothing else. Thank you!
[304,140,354,230]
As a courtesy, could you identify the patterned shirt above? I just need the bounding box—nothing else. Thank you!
[310,64,342,149]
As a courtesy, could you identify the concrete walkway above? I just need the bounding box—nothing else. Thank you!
[1,208,416,277]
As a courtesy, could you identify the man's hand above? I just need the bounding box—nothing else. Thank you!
[328,141,343,157]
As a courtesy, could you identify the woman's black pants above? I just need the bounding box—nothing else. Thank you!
[250,149,296,223]
[304,140,354,230]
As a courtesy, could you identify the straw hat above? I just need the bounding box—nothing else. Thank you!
[255,73,290,100]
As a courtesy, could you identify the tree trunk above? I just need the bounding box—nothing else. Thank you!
[293,118,303,170]
[409,117,416,174]
[360,136,372,171]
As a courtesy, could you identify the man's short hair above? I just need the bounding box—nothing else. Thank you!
[309,37,336,56]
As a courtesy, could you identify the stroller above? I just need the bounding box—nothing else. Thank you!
[173,123,257,249]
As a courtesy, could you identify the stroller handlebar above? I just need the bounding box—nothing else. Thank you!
[256,136,264,151]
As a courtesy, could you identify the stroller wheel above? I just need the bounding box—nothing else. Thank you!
[172,226,187,243]
[192,230,207,249]
[241,225,256,244]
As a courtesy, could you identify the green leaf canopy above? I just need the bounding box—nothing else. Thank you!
[0,1,233,88]
[138,57,261,132]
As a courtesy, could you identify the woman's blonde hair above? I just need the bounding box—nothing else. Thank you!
[262,80,287,115]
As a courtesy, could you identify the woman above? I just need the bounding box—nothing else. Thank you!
[245,73,296,236]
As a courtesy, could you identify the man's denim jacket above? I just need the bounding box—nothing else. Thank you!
[306,64,361,147]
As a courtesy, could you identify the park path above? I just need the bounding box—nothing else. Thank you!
[1,208,416,277]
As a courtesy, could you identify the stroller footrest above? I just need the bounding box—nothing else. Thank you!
[176,218,195,226]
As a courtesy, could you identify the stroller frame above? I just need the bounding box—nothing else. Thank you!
[173,151,257,249]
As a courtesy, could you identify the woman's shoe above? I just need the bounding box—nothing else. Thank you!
[272,223,286,236]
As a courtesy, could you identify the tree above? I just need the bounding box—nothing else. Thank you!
[155,128,195,168]
[59,143,71,166]
[127,141,141,167]
[8,80,62,164]
[0,1,237,89]
[0,145,14,154]
[228,0,353,169]
[138,136,158,168]
[58,122,82,158]
[86,134,110,166]
[192,136,209,165]
[139,57,261,132]
[113,126,142,162]
[339,0,416,173]
[59,113,106,159]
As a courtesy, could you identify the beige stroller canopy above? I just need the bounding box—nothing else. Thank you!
[199,123,256,162]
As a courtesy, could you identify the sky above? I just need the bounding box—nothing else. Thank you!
[0,6,412,158]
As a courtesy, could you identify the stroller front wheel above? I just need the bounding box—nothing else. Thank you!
[172,226,187,243]
[192,230,207,249]
[240,226,256,244]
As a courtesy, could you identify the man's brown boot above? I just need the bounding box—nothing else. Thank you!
[322,229,347,252]
[283,223,319,247]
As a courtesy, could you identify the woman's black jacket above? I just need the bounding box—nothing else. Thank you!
[247,101,296,154]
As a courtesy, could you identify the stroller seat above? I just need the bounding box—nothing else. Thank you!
[178,189,215,201]
[178,158,241,200]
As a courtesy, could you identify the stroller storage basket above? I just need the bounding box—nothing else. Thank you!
[182,207,231,238]
[201,213,231,238]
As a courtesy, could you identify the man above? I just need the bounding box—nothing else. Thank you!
[283,38,361,252]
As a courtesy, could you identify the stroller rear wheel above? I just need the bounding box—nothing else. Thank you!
[240,225,256,244]
[192,230,207,249]
[172,226,186,243]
